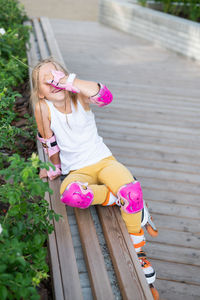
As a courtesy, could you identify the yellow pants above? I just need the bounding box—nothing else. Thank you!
[60,156,141,234]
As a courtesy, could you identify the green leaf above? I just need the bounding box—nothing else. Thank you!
[0,286,8,300]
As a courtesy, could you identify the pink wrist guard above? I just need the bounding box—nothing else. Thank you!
[47,70,80,94]
[89,83,113,107]
[37,132,60,158]
[47,163,62,180]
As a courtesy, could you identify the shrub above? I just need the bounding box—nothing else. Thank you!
[138,0,200,22]
[0,154,61,300]
[0,1,61,299]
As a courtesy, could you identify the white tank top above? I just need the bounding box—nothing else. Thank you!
[45,99,112,174]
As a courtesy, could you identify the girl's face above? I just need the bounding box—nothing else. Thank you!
[38,62,67,102]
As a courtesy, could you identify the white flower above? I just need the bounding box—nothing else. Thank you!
[0,28,6,35]
[0,224,2,235]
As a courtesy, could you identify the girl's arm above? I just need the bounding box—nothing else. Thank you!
[35,101,61,180]
[46,71,113,107]
[73,77,113,107]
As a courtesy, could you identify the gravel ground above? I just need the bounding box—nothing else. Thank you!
[19,0,98,21]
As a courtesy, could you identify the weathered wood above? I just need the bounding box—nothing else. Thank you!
[49,180,83,300]
[152,259,200,285]
[156,279,200,300]
[147,228,200,249]
[102,137,200,158]
[141,188,200,207]
[98,128,200,150]
[75,208,114,300]
[150,213,200,233]
[147,242,200,266]
[33,18,49,59]
[40,17,66,67]
[97,206,154,300]
[145,200,200,220]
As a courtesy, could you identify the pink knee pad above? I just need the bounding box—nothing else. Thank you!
[61,181,94,209]
[116,181,143,214]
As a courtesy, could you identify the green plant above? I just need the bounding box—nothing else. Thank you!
[0,0,27,30]
[137,0,200,22]
[0,2,62,299]
[0,153,61,299]
[0,88,36,158]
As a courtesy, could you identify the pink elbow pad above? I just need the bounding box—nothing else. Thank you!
[89,83,113,107]
[37,132,60,157]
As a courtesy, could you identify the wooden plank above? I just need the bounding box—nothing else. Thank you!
[97,206,154,300]
[33,18,49,59]
[40,17,66,67]
[95,110,200,130]
[150,213,200,233]
[48,179,83,300]
[95,117,200,136]
[110,145,199,166]
[97,105,200,121]
[156,279,200,300]
[152,259,200,285]
[142,188,200,207]
[98,128,200,150]
[147,228,200,249]
[75,208,114,300]
[146,242,200,267]
[97,122,200,144]
[146,200,200,220]
[125,166,200,184]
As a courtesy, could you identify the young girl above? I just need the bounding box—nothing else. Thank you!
[32,57,159,299]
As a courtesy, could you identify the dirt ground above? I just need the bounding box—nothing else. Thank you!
[19,0,98,21]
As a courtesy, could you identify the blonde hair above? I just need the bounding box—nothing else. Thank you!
[30,57,78,109]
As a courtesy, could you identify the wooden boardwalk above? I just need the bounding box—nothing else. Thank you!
[50,19,200,300]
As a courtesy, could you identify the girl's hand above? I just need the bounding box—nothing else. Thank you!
[46,70,80,93]
[39,167,61,181]
[39,168,48,179]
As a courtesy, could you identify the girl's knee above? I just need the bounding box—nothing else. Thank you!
[116,181,143,214]
[60,181,94,209]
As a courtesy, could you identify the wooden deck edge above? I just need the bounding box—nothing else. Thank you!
[75,208,114,300]
[97,206,154,300]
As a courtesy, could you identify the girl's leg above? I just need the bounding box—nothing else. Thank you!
[60,169,110,207]
[97,157,157,289]
[97,157,142,234]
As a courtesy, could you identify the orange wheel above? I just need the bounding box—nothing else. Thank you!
[150,286,159,300]
[146,224,158,237]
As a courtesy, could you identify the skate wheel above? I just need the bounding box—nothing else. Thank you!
[150,285,159,300]
[146,224,158,237]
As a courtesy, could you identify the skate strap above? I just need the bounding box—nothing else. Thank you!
[137,250,146,259]
[134,240,146,250]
